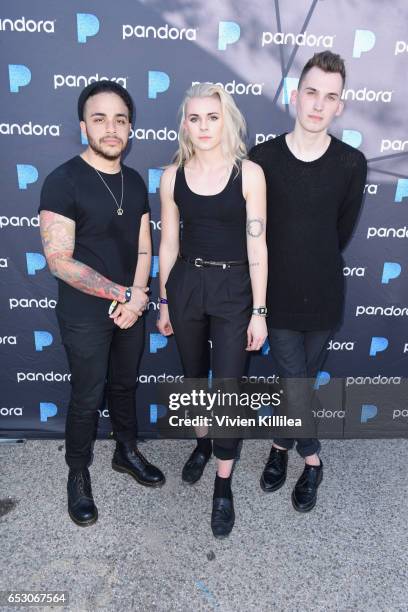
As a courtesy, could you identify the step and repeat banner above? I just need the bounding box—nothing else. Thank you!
[1,0,407,440]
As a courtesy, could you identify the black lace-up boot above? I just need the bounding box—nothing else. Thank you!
[112,441,165,487]
[67,468,98,526]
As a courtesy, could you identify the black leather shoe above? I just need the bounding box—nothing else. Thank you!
[260,446,288,492]
[112,441,165,487]
[291,460,323,512]
[67,468,98,527]
[182,446,211,484]
[211,496,235,539]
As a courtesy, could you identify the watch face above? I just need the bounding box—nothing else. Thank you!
[254,307,267,315]
[125,288,132,302]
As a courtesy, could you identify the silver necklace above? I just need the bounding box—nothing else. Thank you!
[94,167,124,216]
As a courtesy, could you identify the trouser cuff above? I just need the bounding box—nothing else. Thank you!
[296,440,321,458]
[213,441,240,460]
[273,439,295,451]
[114,430,138,444]
[65,456,91,470]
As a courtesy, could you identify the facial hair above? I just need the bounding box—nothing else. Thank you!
[87,134,126,161]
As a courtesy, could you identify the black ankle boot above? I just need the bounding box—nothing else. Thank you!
[67,468,98,527]
[112,441,165,487]
[260,446,288,492]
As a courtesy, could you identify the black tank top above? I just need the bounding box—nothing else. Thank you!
[174,164,247,260]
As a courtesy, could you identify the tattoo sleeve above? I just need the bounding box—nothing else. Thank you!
[246,218,265,238]
[40,210,125,302]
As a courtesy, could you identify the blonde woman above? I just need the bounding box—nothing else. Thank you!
[157,83,267,538]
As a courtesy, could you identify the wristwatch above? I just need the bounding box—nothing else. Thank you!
[124,287,132,303]
[252,306,268,316]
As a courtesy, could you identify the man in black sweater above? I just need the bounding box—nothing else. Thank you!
[249,51,367,512]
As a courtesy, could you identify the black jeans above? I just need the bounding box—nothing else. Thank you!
[166,258,252,460]
[57,313,145,469]
[268,327,333,458]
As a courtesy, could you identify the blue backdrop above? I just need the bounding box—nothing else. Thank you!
[1,0,407,439]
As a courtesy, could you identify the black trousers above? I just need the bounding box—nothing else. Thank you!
[57,313,145,469]
[166,258,252,460]
[268,327,333,458]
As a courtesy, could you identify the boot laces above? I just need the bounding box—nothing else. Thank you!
[73,470,90,496]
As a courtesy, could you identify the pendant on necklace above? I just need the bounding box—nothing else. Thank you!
[117,208,124,216]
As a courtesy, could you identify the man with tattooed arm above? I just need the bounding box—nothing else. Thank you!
[39,81,165,527]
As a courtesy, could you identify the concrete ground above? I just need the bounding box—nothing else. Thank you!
[1,438,407,612]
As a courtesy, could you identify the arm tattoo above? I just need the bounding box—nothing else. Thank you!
[59,263,125,301]
[246,218,265,238]
[40,210,125,301]
[249,262,260,267]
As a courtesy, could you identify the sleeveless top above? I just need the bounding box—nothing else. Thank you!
[173,164,247,260]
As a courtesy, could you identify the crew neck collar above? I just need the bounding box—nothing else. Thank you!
[77,154,122,176]
[281,132,335,165]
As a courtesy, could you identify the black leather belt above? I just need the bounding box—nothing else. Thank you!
[180,255,248,269]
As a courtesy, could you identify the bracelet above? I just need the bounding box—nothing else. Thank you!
[159,297,168,304]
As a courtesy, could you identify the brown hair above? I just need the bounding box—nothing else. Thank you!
[298,51,346,89]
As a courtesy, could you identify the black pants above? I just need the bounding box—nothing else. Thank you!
[57,313,145,469]
[166,258,252,460]
[268,327,333,458]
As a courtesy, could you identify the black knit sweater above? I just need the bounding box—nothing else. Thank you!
[249,134,367,330]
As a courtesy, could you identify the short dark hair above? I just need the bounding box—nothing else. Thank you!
[77,80,134,123]
[298,51,346,89]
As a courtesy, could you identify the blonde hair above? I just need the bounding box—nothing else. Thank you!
[174,82,247,170]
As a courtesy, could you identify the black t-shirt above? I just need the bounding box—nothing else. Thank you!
[249,134,367,331]
[39,155,149,319]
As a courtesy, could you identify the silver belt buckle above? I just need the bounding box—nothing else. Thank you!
[194,257,204,267]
